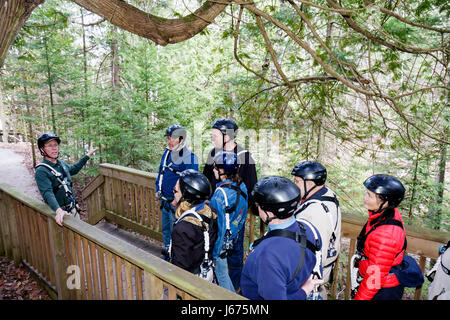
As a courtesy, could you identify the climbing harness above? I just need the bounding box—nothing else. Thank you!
[35,162,79,218]
[350,217,407,298]
[251,219,322,292]
[169,208,215,282]
[215,183,247,258]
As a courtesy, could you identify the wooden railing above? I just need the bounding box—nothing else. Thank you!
[82,163,450,300]
[0,182,244,300]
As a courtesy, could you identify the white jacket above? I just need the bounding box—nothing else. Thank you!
[294,187,341,283]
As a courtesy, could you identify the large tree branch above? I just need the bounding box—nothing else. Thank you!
[71,0,230,45]
[0,0,45,68]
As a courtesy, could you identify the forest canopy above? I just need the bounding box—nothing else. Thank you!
[0,0,448,231]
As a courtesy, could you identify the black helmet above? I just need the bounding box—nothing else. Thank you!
[37,132,61,149]
[164,124,186,141]
[364,174,405,208]
[211,118,238,138]
[213,151,239,176]
[251,176,301,219]
[291,161,327,186]
[179,169,212,204]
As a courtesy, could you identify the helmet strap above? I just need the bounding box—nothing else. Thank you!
[40,148,59,161]
[262,209,275,226]
[301,180,318,201]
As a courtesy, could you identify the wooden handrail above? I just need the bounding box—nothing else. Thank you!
[80,163,450,300]
[0,182,245,300]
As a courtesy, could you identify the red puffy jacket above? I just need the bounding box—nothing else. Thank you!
[354,208,406,300]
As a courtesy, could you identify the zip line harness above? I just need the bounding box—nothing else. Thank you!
[35,162,79,218]
[295,194,340,283]
[168,208,215,282]
[157,147,185,211]
[251,218,322,298]
[350,217,407,298]
[215,183,247,258]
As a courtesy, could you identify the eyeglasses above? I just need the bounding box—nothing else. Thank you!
[45,144,59,149]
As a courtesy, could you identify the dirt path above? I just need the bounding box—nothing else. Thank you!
[0,142,41,200]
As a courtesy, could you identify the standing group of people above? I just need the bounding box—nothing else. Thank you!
[34,118,447,300]
[154,118,341,299]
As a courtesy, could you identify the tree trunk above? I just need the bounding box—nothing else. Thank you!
[0,82,8,142]
[23,82,36,167]
[43,36,56,133]
[0,0,45,67]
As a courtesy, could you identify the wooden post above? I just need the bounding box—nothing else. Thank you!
[48,217,71,299]
[0,191,6,256]
[6,195,21,264]
[345,238,356,300]
[414,256,427,300]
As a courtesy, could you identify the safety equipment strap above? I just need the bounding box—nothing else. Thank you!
[251,219,322,284]
[36,163,73,199]
[216,183,247,239]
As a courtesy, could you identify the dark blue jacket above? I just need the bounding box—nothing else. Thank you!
[240,217,322,300]
[155,144,198,199]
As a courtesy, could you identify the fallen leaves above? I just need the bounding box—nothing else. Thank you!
[0,256,51,300]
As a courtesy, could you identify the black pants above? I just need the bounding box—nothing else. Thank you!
[373,285,404,300]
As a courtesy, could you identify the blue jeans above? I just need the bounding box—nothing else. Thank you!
[227,227,245,290]
[215,253,235,292]
[161,200,175,247]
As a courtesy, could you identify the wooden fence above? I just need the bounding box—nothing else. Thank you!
[82,163,450,300]
[0,182,244,300]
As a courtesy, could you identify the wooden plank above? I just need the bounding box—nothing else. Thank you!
[6,195,21,263]
[345,238,356,300]
[135,266,143,300]
[0,191,5,256]
[48,217,71,299]
[144,271,163,300]
[115,256,124,300]
[100,165,156,188]
[90,242,100,299]
[106,251,115,300]
[74,233,87,300]
[82,175,104,200]
[104,176,113,212]
[414,256,427,300]
[82,237,93,299]
[97,246,108,300]
[124,260,133,300]
[105,210,163,243]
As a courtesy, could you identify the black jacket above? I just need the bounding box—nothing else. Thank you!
[171,202,218,274]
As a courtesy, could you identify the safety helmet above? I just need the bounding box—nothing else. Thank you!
[179,169,212,204]
[291,161,327,186]
[213,151,239,176]
[37,132,61,149]
[251,176,301,219]
[164,124,186,141]
[364,174,405,208]
[211,118,238,139]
